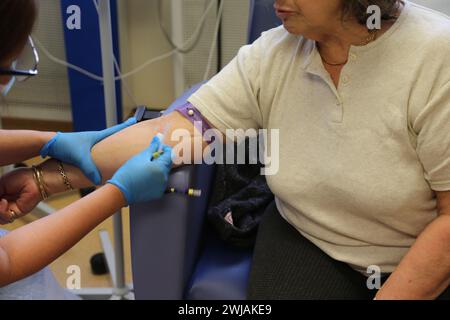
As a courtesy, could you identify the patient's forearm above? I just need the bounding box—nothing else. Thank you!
[39,160,93,194]
[40,112,207,195]
[91,111,208,183]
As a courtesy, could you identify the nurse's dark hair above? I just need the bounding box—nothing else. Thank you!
[342,0,401,25]
[0,0,37,62]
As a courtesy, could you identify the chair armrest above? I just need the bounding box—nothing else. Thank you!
[130,163,215,300]
[130,80,212,299]
[165,82,207,114]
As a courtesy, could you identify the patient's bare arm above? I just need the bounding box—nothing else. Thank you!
[40,111,211,196]
[0,111,215,221]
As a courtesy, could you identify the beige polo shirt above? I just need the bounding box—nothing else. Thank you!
[187,1,450,274]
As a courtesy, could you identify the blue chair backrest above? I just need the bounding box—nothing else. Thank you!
[183,0,283,300]
[248,0,282,44]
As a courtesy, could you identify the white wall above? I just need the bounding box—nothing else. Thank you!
[117,0,175,116]
[410,0,450,15]
[117,0,250,115]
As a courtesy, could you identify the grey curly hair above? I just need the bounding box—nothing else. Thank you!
[342,0,402,25]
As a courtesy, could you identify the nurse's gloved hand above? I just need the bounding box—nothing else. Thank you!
[40,117,137,185]
[107,136,173,206]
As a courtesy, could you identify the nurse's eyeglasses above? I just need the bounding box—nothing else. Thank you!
[0,37,39,81]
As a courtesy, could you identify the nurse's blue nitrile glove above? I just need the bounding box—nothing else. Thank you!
[107,136,173,205]
[40,117,137,185]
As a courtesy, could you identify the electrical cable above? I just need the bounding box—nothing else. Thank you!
[35,0,223,86]
[156,0,211,54]
[93,0,138,107]
[114,57,139,108]
[203,0,224,80]
[35,33,178,82]
[217,0,223,73]
[33,36,104,81]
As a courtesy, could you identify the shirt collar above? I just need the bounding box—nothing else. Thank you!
[300,40,328,77]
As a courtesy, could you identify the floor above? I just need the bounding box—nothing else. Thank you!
[3,157,134,292]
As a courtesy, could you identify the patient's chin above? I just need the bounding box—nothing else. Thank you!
[282,22,303,36]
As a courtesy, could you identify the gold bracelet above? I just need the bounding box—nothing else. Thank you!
[57,161,74,191]
[32,165,49,200]
[35,166,49,200]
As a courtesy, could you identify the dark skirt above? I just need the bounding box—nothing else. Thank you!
[247,201,450,300]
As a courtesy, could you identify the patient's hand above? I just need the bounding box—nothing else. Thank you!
[0,168,41,224]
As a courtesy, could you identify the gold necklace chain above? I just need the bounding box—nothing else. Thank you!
[321,56,348,66]
[321,29,378,66]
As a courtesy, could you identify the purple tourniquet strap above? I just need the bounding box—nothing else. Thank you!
[174,102,215,144]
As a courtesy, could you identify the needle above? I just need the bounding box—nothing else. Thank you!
[152,124,170,160]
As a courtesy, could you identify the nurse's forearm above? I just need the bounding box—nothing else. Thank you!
[0,130,55,166]
[375,214,450,300]
[0,184,125,287]
[40,112,206,195]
